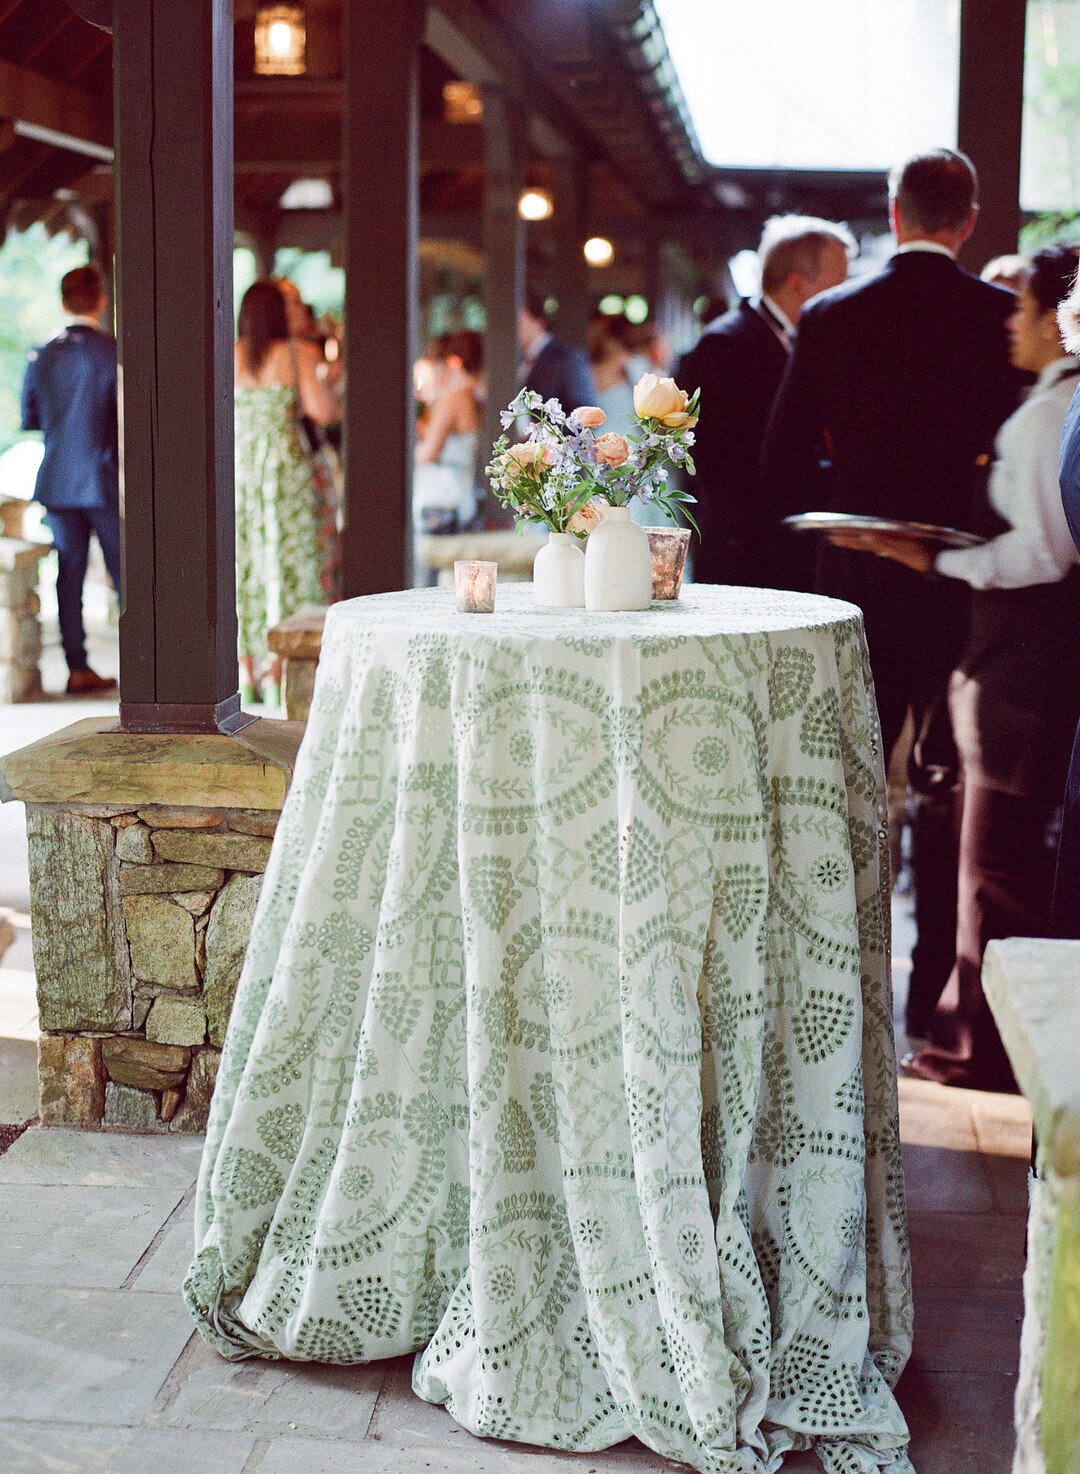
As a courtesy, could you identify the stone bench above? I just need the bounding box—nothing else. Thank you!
[266,533,547,722]
[266,606,325,723]
[984,936,1080,1474]
[0,536,51,702]
[416,527,546,587]
[0,717,303,1133]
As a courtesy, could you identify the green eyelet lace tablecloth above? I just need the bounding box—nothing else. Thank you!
[186,584,914,1474]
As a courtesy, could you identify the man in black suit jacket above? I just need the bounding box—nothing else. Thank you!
[518,291,596,412]
[678,216,853,588]
[761,149,1024,1037]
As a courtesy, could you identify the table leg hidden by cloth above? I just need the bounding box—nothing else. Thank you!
[185,586,915,1474]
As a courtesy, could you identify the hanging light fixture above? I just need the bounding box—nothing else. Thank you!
[443,81,483,122]
[518,188,554,222]
[254,5,306,77]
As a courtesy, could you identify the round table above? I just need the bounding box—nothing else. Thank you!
[187,585,914,1474]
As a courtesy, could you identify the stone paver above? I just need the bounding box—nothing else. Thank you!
[0,1421,255,1474]
[149,1332,384,1441]
[0,1182,188,1288]
[0,1125,202,1190]
[0,1286,196,1425]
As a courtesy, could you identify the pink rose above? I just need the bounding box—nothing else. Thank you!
[568,499,611,535]
[569,405,607,427]
[503,441,552,473]
[593,432,630,467]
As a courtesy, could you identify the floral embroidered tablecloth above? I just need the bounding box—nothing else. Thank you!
[186,584,915,1474]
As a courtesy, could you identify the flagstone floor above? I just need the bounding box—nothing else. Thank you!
[0,562,1030,1473]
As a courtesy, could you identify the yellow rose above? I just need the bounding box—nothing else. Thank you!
[569,405,607,427]
[633,373,695,427]
[593,432,630,467]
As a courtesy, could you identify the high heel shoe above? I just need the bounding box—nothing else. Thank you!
[239,681,257,705]
[262,682,281,708]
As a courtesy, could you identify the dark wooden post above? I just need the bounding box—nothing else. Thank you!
[340,0,422,597]
[957,0,1027,272]
[481,87,526,518]
[551,156,589,350]
[113,0,244,733]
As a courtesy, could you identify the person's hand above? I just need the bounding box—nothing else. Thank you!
[827,529,934,573]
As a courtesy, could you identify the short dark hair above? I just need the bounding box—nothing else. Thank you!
[522,288,551,326]
[759,216,856,294]
[1025,243,1080,316]
[889,149,978,236]
[61,263,104,315]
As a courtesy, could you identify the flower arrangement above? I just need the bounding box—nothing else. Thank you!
[485,372,700,534]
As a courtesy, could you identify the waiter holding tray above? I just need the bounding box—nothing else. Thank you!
[761,147,1023,1044]
[800,244,1080,1090]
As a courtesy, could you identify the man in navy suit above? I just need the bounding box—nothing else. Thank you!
[22,263,120,694]
[518,290,596,412]
[678,215,853,588]
[762,149,1024,1039]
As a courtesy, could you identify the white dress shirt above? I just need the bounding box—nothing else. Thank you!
[935,356,1080,589]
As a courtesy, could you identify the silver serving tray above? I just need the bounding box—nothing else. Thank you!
[783,512,985,549]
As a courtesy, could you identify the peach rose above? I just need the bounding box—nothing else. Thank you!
[568,499,611,535]
[633,373,698,428]
[503,441,552,473]
[569,405,607,427]
[593,431,630,468]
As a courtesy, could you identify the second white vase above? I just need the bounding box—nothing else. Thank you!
[584,506,652,611]
[532,531,585,608]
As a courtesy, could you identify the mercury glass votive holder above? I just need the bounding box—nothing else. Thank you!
[645,528,691,600]
[454,559,497,612]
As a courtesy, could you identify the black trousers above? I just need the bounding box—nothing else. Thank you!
[818,549,965,1034]
[1051,718,1080,938]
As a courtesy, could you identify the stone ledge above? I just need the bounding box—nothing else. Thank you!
[266,605,326,661]
[0,536,52,572]
[0,716,304,810]
[983,937,1080,1178]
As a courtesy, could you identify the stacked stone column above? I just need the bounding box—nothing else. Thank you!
[0,537,49,703]
[31,801,277,1132]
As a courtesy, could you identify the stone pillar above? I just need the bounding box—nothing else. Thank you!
[0,719,303,1132]
[0,538,49,702]
[481,87,526,525]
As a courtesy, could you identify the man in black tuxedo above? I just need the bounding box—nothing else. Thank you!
[761,149,1024,1038]
[518,290,596,412]
[679,216,854,589]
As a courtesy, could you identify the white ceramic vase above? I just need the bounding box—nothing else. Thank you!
[532,531,585,608]
[584,505,652,611]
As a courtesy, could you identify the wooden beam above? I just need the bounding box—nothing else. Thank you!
[957,0,1026,271]
[0,56,111,149]
[341,0,423,597]
[114,0,244,733]
[550,156,588,350]
[233,116,484,174]
[481,87,525,522]
[425,0,578,160]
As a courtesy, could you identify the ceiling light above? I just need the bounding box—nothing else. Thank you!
[443,81,483,123]
[584,237,614,267]
[254,6,306,76]
[518,189,554,222]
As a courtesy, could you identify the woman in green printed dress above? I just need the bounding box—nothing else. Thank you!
[234,279,337,704]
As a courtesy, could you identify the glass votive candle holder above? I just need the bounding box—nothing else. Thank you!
[454,559,497,613]
[645,527,691,600]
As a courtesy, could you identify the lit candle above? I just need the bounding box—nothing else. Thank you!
[645,528,691,600]
[454,560,497,613]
